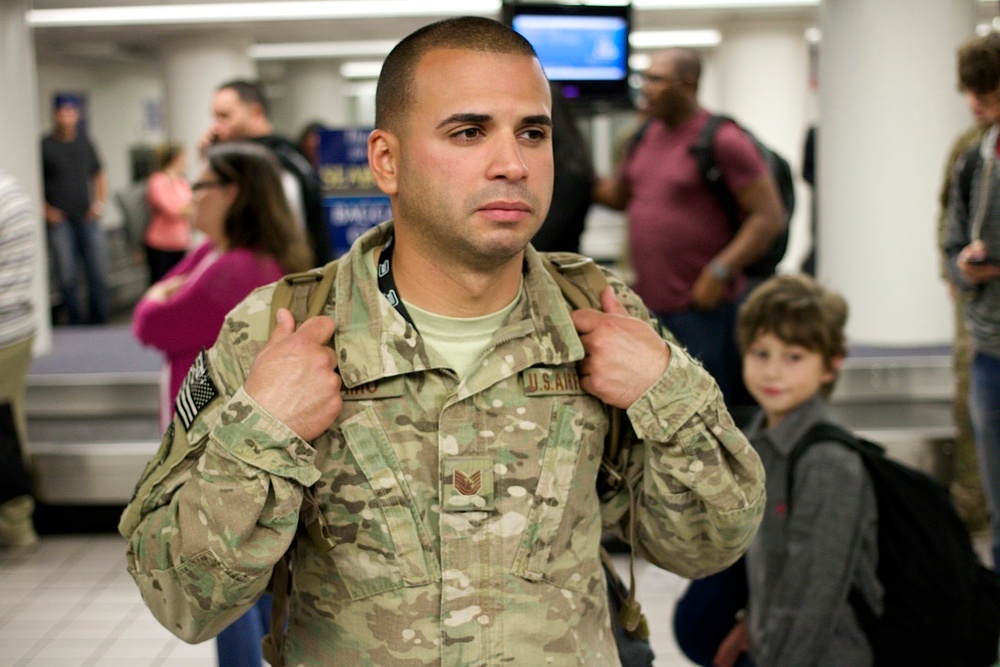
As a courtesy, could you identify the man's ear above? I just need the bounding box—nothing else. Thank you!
[368,129,399,196]
[249,102,268,122]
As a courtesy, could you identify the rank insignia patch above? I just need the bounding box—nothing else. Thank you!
[174,349,218,431]
[442,456,494,512]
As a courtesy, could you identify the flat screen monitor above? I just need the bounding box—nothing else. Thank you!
[502,2,632,111]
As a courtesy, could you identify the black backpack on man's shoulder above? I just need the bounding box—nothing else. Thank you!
[788,422,1000,667]
[689,115,794,279]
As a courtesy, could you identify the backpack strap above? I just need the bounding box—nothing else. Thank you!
[268,262,339,328]
[262,262,339,667]
[956,144,982,217]
[540,253,646,636]
[784,422,884,640]
[623,119,653,163]
[689,114,742,229]
[785,422,878,510]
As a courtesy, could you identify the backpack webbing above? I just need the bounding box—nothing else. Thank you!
[261,255,646,665]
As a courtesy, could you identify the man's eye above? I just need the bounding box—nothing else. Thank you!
[453,127,483,141]
[520,128,549,142]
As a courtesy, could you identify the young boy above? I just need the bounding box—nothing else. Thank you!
[715,274,883,667]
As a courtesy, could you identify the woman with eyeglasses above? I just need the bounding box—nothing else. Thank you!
[132,141,314,428]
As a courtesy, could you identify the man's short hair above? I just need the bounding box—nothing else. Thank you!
[217,79,269,116]
[958,32,1000,96]
[736,275,848,393]
[375,16,539,131]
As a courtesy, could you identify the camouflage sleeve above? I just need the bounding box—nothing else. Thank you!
[599,272,766,580]
[120,290,321,643]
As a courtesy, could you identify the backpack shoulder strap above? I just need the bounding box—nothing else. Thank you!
[623,119,653,163]
[541,253,607,309]
[268,262,339,332]
[786,422,885,514]
[782,421,884,637]
[263,261,339,667]
[540,253,648,634]
[957,144,982,213]
[689,114,741,226]
[787,422,858,495]
[539,255,623,458]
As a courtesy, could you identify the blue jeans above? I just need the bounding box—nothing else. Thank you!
[970,351,1000,571]
[47,216,110,325]
[216,595,272,667]
[658,302,740,401]
[673,558,754,667]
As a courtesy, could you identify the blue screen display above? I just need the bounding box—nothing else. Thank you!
[512,14,628,82]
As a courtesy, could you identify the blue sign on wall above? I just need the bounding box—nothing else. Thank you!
[325,195,393,258]
[317,128,389,257]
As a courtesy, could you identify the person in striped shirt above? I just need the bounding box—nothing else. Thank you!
[0,169,39,547]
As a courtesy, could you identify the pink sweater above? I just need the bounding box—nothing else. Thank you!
[144,171,192,252]
[132,240,284,422]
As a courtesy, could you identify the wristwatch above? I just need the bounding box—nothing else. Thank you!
[709,259,732,281]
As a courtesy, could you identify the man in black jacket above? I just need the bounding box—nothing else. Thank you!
[201,80,331,265]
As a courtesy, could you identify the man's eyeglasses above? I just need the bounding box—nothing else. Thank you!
[641,72,675,85]
[191,180,228,192]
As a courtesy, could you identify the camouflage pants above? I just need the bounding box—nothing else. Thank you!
[952,298,990,533]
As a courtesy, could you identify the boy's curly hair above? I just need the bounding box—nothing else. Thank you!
[737,274,849,396]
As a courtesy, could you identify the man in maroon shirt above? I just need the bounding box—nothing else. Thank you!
[594,47,784,406]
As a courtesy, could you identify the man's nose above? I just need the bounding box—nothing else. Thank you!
[486,134,529,181]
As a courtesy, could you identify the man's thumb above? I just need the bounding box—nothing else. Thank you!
[269,307,296,342]
[600,286,628,316]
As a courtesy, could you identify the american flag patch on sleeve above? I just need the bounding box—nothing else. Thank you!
[174,349,219,431]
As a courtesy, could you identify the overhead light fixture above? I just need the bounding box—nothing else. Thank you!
[340,61,384,79]
[630,29,722,49]
[252,29,722,63]
[634,0,817,7]
[251,40,397,60]
[27,1,500,28]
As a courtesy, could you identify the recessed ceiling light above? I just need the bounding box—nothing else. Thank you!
[27,1,500,28]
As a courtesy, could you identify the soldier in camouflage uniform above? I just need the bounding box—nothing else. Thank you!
[119,17,766,666]
[938,122,988,534]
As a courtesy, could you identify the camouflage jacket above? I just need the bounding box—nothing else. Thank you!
[120,221,765,666]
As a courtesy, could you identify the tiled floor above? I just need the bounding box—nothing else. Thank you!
[0,534,697,667]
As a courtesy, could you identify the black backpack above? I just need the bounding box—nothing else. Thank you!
[788,422,1000,667]
[689,115,794,279]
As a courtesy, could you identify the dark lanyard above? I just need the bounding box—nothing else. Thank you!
[377,233,418,331]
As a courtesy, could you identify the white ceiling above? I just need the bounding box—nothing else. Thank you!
[26,1,999,67]
[29,1,821,65]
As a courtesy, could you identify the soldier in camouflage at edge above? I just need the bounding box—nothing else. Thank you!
[938,122,988,534]
[119,17,766,666]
